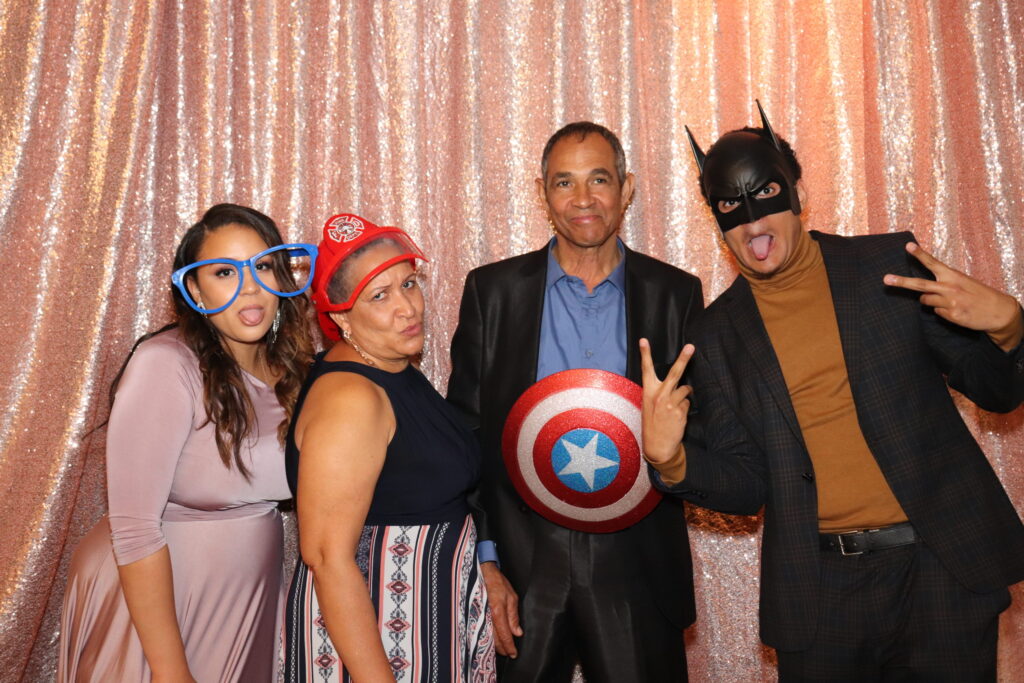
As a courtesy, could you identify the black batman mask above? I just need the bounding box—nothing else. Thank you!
[686,102,801,232]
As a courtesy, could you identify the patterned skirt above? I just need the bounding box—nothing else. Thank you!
[284,514,495,682]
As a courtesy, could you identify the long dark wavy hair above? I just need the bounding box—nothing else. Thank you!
[172,203,315,477]
[108,204,315,479]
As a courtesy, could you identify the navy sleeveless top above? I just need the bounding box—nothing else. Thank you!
[286,354,479,525]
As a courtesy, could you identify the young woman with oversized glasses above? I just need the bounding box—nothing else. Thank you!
[58,204,316,682]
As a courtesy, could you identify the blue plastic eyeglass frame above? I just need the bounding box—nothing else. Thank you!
[171,243,318,315]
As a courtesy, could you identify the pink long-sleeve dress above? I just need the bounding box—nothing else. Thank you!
[57,328,291,682]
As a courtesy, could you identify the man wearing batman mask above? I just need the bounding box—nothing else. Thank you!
[639,103,1024,680]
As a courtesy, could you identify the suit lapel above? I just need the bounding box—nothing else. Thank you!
[722,276,807,448]
[815,232,862,391]
[624,247,643,383]
[504,247,548,388]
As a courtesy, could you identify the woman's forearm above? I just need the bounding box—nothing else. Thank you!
[308,556,393,682]
[117,546,195,682]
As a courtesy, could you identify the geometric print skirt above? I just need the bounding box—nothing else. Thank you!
[284,514,496,682]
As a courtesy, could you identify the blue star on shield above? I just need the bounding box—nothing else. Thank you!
[551,428,621,492]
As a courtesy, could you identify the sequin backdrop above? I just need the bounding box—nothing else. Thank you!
[2,1,1023,680]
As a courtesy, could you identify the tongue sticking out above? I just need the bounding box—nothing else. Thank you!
[750,235,773,261]
[239,308,264,326]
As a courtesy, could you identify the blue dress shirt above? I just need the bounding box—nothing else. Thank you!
[478,239,628,565]
[536,238,628,380]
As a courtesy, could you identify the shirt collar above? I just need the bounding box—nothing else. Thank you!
[545,237,627,292]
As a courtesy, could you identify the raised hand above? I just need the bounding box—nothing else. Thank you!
[479,562,522,658]
[883,242,1023,351]
[639,339,694,468]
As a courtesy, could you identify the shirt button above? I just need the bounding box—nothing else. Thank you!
[585,350,593,358]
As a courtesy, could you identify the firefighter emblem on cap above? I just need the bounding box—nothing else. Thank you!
[327,214,365,242]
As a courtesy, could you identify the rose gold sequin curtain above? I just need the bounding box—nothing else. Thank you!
[2,1,1022,680]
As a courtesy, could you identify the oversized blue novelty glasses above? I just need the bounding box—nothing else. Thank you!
[171,243,318,314]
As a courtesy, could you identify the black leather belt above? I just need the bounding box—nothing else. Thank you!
[819,522,916,556]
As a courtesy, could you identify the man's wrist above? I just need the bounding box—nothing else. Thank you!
[987,303,1024,352]
[650,443,687,486]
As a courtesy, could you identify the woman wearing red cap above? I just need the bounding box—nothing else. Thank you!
[283,214,495,682]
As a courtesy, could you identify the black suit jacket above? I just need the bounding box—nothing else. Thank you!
[659,230,1024,650]
[448,244,704,629]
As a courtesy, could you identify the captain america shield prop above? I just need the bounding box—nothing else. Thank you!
[502,369,662,533]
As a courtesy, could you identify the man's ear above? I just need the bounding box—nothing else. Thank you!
[796,180,807,208]
[535,176,548,211]
[620,171,636,213]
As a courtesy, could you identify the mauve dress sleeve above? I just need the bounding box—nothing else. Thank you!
[106,337,197,566]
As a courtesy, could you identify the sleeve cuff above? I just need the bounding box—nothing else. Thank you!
[650,444,687,486]
[108,516,167,566]
[988,304,1024,353]
[476,540,499,566]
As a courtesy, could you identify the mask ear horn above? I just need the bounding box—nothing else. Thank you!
[756,99,782,151]
[684,125,706,173]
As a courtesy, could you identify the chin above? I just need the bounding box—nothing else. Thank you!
[389,337,422,356]
[560,228,615,247]
[213,322,268,344]
[240,330,272,344]
[737,259,779,279]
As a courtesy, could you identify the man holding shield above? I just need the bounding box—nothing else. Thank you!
[448,121,703,682]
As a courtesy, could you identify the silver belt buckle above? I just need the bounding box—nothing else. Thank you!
[837,532,863,556]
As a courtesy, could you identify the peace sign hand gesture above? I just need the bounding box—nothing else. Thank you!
[883,242,1023,352]
[639,339,694,480]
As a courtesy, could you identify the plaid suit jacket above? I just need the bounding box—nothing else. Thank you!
[661,230,1024,651]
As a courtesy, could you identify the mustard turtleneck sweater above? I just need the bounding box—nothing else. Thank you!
[738,229,907,532]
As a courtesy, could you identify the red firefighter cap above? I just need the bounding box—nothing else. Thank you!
[311,213,427,340]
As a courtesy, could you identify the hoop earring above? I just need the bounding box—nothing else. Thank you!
[342,328,375,366]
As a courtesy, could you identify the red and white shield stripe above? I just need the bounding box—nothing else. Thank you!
[502,369,663,533]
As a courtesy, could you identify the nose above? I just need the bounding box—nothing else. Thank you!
[240,264,260,294]
[571,183,594,207]
[743,197,759,227]
[395,287,417,318]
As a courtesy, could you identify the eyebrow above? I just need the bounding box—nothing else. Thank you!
[549,168,613,181]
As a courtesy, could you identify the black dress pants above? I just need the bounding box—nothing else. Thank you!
[499,522,686,683]
[777,540,1010,682]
